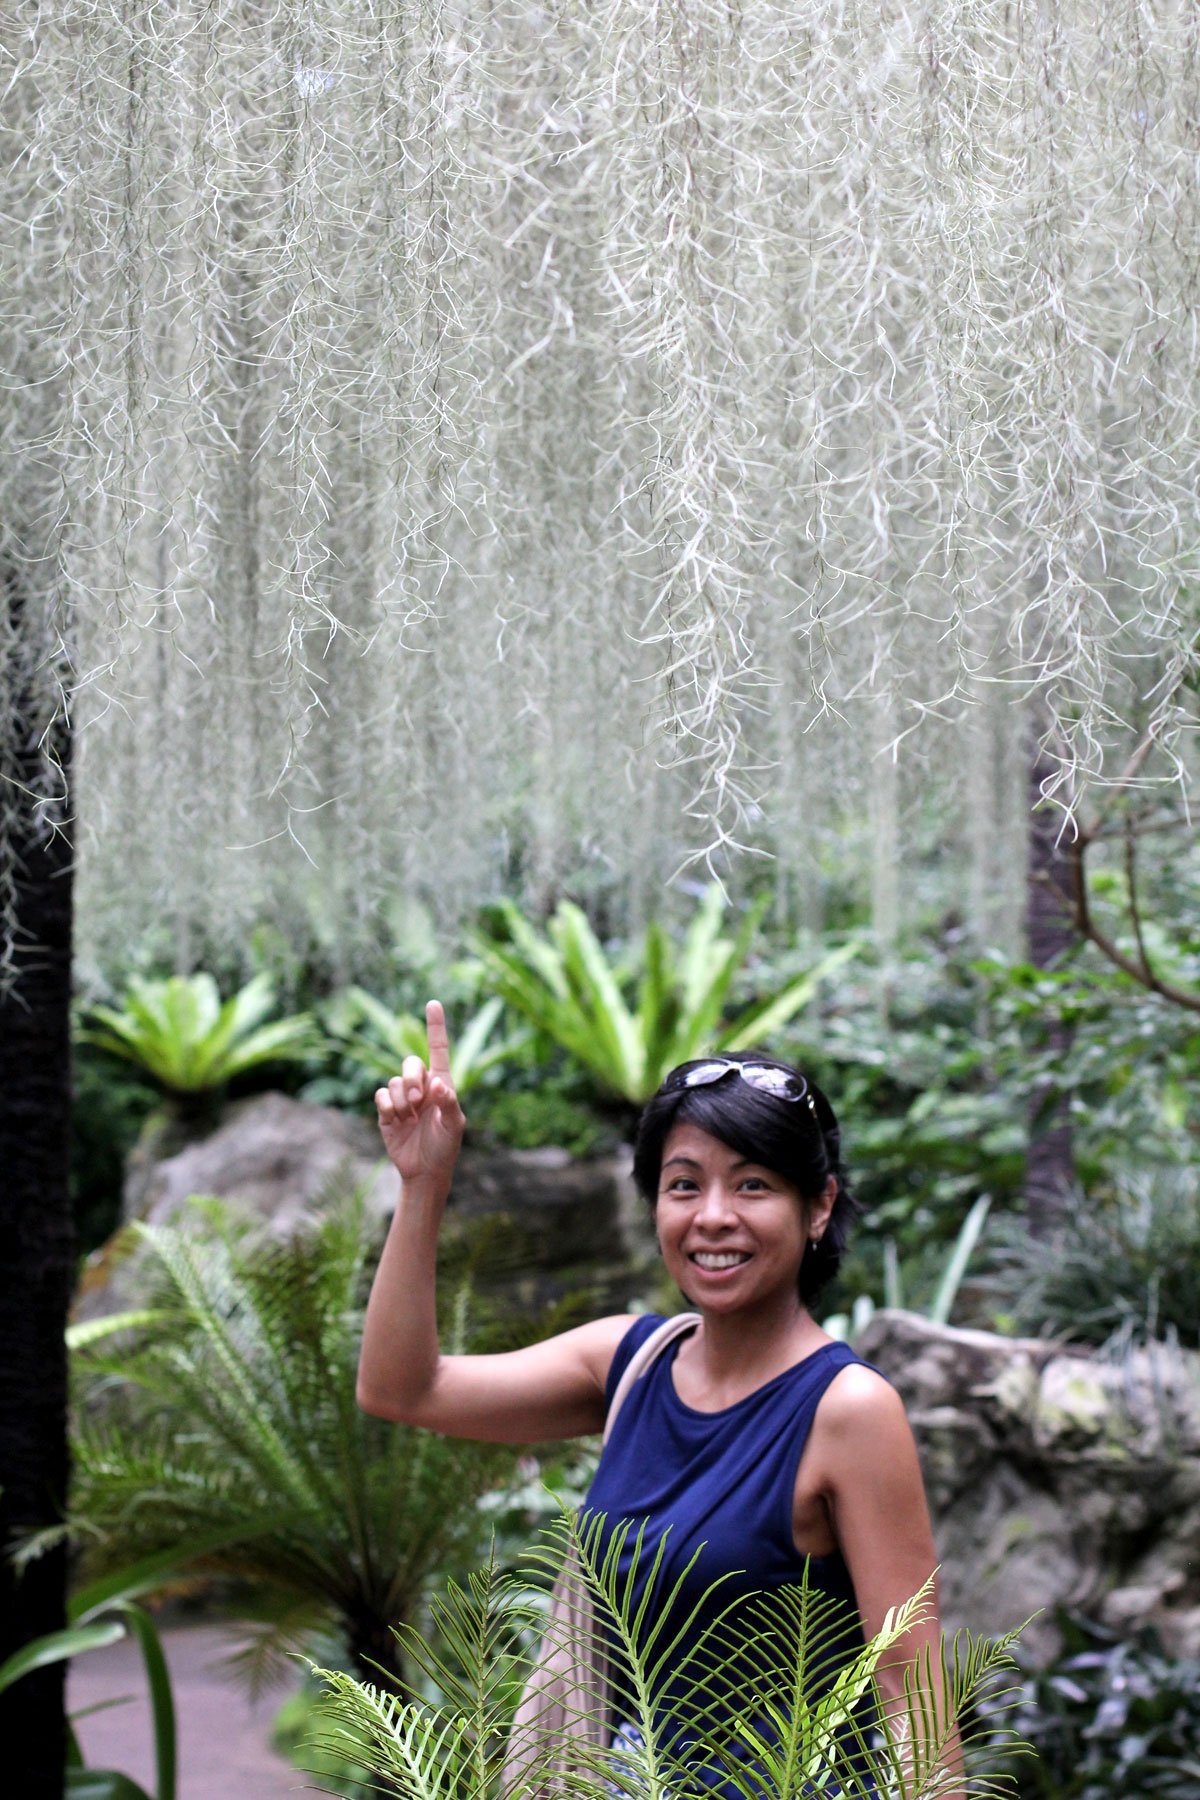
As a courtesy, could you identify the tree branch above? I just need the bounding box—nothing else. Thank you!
[1057,714,1200,1012]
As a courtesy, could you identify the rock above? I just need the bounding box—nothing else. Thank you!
[856,1309,1200,1658]
[440,1142,652,1312]
[75,1093,397,1321]
[77,1095,650,1322]
[138,1092,396,1230]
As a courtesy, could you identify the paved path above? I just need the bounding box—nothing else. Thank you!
[69,1622,308,1798]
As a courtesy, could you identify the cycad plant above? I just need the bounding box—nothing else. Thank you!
[473,889,857,1110]
[307,1508,1028,1800]
[79,972,315,1110]
[67,1192,517,1690]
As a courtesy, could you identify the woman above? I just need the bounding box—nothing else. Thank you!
[358,1002,961,1795]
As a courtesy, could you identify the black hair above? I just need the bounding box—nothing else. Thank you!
[632,1050,860,1306]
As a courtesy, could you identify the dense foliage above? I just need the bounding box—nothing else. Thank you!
[72,878,1200,1344]
[60,877,1200,1791]
[473,890,858,1108]
[1006,1616,1200,1800]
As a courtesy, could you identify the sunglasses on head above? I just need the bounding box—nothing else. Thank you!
[663,1059,820,1121]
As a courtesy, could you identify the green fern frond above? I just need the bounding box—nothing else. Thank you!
[307,1526,1030,1800]
[867,1625,1033,1800]
[215,1594,335,1705]
[691,1569,883,1799]
[391,1554,537,1798]
[305,1666,476,1800]
[518,1508,747,1800]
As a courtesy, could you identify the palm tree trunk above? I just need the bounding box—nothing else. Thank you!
[0,566,74,1797]
[345,1603,410,1693]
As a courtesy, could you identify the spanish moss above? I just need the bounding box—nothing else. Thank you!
[3,0,1198,971]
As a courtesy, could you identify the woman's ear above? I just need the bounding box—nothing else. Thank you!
[807,1174,838,1243]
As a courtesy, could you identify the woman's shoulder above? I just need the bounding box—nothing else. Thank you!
[602,1311,672,1404]
[813,1353,909,1444]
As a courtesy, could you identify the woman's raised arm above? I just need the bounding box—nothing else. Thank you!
[356,1000,635,1441]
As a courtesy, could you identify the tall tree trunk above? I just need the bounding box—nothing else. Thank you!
[0,567,74,1798]
[1024,718,1076,1236]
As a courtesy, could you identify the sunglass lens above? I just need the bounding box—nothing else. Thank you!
[741,1067,808,1101]
[679,1061,734,1088]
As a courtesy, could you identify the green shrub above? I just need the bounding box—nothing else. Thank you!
[976,955,1200,1179]
[777,948,1024,1314]
[470,1085,613,1157]
[982,1165,1200,1348]
[1005,1615,1200,1799]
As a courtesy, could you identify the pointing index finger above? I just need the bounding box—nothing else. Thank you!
[426,999,452,1080]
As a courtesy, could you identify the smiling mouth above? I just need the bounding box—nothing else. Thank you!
[689,1251,752,1271]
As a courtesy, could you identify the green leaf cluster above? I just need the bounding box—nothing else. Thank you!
[325,989,530,1096]
[474,888,858,1107]
[0,1558,182,1800]
[79,973,315,1098]
[783,941,1200,1335]
[305,1507,1029,1800]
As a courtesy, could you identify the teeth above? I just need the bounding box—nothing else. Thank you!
[691,1252,751,1270]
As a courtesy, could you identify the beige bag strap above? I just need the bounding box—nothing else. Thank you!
[602,1312,700,1446]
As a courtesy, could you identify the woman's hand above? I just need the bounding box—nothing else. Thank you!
[375,1000,465,1191]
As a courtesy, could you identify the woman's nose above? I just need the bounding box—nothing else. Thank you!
[695,1182,736,1225]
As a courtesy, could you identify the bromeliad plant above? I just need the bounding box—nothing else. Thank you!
[326,989,530,1097]
[473,889,857,1109]
[78,972,315,1104]
[306,1508,1029,1800]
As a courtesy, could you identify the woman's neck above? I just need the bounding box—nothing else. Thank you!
[680,1293,829,1404]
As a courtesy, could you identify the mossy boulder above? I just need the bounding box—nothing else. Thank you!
[857,1310,1200,1659]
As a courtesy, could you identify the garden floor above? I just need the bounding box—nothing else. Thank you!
[69,1621,304,1797]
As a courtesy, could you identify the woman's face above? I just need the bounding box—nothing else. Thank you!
[654,1121,834,1314]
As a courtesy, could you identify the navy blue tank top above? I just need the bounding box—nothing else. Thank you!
[582,1314,878,1788]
